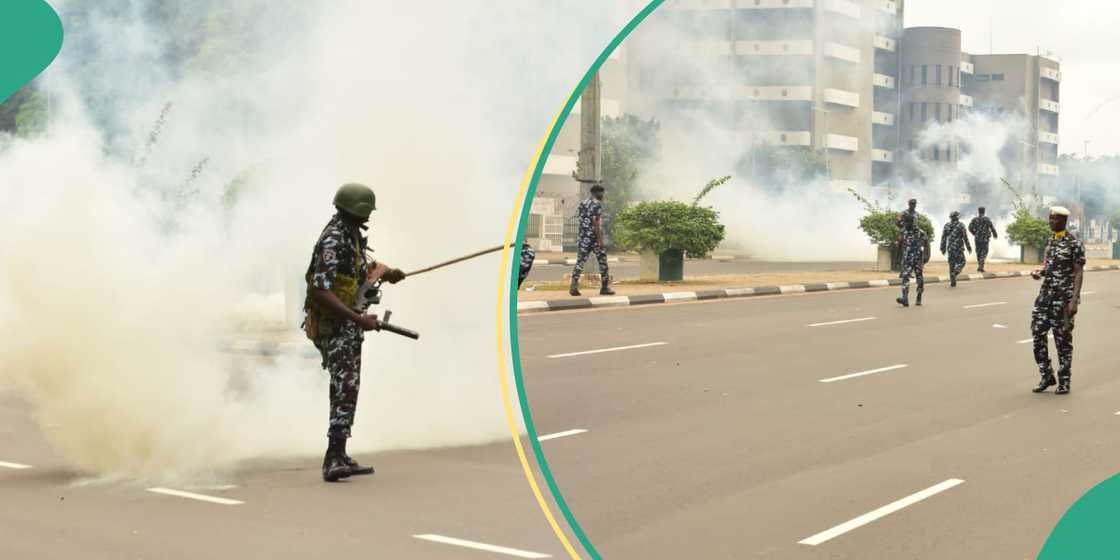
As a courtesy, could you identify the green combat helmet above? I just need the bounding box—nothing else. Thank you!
[333,183,376,219]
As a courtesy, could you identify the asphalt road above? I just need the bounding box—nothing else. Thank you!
[0,387,569,559]
[517,271,1120,559]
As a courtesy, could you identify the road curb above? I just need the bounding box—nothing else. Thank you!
[517,265,1120,314]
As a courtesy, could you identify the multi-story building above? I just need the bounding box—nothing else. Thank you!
[625,0,906,192]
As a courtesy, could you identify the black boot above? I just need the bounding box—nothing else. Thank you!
[569,278,581,297]
[916,292,923,306]
[599,282,615,296]
[896,288,909,307]
[950,274,957,287]
[1032,375,1057,394]
[1056,378,1071,395]
[322,436,352,482]
[340,438,375,476]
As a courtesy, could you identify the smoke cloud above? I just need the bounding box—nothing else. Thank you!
[0,0,635,481]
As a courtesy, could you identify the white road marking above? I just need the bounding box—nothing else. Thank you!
[963,301,1008,309]
[0,461,32,470]
[993,324,1008,329]
[547,342,667,359]
[538,429,588,442]
[413,534,551,559]
[1082,291,1095,295]
[808,317,877,328]
[146,488,244,505]
[1113,411,1120,416]
[799,479,965,546]
[820,364,908,384]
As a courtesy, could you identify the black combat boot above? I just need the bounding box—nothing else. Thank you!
[916,292,923,306]
[340,438,375,476]
[1056,378,1071,395]
[322,436,352,482]
[1032,374,1057,394]
[569,278,581,297]
[896,288,909,307]
[950,274,957,287]
[599,281,615,296]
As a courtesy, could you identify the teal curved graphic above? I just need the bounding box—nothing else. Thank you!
[0,0,63,103]
[1038,473,1120,558]
[507,2,664,558]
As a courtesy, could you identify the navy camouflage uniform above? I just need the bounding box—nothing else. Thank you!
[308,214,369,440]
[571,197,609,285]
[1031,231,1086,385]
[968,215,998,270]
[899,224,929,302]
[518,243,535,289]
[940,220,972,281]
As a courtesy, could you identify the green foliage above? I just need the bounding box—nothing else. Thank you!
[1110,208,1120,231]
[1006,207,1052,249]
[0,82,47,136]
[739,144,827,192]
[613,200,725,258]
[693,175,731,206]
[849,188,933,247]
[601,114,660,218]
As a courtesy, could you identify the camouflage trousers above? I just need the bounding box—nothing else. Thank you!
[316,323,363,439]
[900,261,924,298]
[1031,298,1074,381]
[572,236,608,284]
[975,241,990,269]
[948,252,967,279]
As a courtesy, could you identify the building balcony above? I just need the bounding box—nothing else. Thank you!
[960,60,974,74]
[873,73,896,89]
[875,0,898,14]
[666,0,733,9]
[665,85,733,99]
[823,88,860,108]
[1038,131,1060,145]
[1039,163,1059,176]
[873,35,897,52]
[824,42,860,64]
[959,94,974,107]
[825,133,859,151]
[543,154,577,177]
[733,0,813,8]
[739,86,814,101]
[825,0,861,18]
[871,149,894,163]
[735,40,814,56]
[744,130,813,147]
[1040,98,1060,113]
[1041,67,1062,82]
[872,111,896,126]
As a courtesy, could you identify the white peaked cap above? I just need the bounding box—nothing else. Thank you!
[1050,206,1071,216]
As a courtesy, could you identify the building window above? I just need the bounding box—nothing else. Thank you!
[936,65,942,86]
[910,66,916,85]
[909,102,916,121]
[976,74,990,81]
[948,105,954,122]
[921,102,927,121]
[922,65,928,85]
[935,102,941,122]
[948,66,954,87]
[992,73,1005,81]
[934,145,940,161]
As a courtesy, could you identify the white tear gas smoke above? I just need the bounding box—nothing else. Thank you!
[619,10,1028,261]
[0,0,635,481]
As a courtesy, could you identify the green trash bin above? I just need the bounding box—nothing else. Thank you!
[659,249,684,282]
[1113,241,1120,260]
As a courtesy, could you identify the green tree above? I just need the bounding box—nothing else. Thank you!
[601,114,660,218]
[613,200,725,258]
[1006,207,1051,250]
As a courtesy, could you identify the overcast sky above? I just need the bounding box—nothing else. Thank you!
[907,0,1119,157]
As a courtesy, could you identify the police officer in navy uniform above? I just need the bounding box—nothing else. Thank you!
[569,184,614,296]
[1030,207,1086,395]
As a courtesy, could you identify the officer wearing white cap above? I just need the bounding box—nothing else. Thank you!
[1029,206,1085,395]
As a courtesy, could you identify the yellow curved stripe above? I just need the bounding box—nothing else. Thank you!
[497,108,582,559]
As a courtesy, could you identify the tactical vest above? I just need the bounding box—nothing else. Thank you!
[303,226,366,341]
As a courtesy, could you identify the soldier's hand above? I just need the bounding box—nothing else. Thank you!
[383,268,406,284]
[1067,301,1079,317]
[355,314,380,331]
[1030,269,1042,280]
[367,262,389,282]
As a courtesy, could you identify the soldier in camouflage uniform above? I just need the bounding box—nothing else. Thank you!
[940,211,972,287]
[968,207,999,272]
[569,184,614,296]
[305,183,405,482]
[518,243,535,289]
[1030,207,1086,395]
[896,212,930,307]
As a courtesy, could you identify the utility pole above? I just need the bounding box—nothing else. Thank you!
[576,71,602,200]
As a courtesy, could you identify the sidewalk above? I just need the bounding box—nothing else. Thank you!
[518,260,1120,313]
